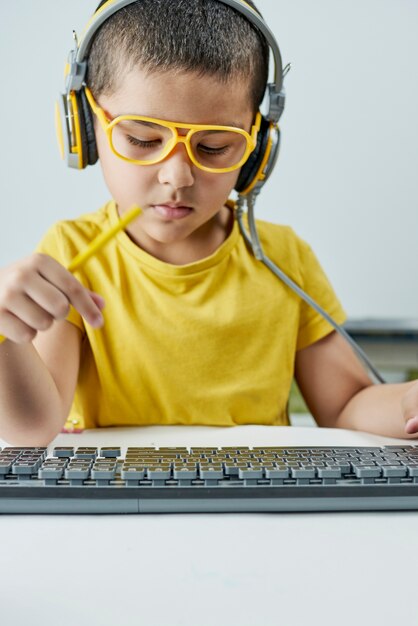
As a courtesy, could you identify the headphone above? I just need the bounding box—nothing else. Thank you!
[56,0,286,195]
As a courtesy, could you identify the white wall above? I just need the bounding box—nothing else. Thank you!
[0,0,417,318]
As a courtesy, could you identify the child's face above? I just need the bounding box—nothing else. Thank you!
[94,67,254,262]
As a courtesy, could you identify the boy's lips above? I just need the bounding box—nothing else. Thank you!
[151,203,194,220]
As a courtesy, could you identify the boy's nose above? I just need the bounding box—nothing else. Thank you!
[157,144,194,189]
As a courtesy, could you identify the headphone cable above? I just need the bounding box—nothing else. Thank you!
[235,192,385,385]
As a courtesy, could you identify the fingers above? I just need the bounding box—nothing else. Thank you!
[35,255,104,326]
[89,291,106,311]
[401,382,418,435]
[0,254,105,344]
[3,291,55,333]
[0,310,39,344]
[405,417,418,435]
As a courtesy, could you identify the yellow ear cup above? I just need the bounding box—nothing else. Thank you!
[56,90,85,169]
[239,122,276,195]
[56,88,98,169]
[68,92,84,169]
[235,115,280,194]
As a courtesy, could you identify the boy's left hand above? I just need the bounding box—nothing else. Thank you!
[401,381,418,434]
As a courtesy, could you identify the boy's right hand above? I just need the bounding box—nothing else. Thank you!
[0,253,105,344]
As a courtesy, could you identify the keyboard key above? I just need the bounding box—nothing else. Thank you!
[74,448,98,460]
[147,466,171,480]
[382,466,407,478]
[173,466,198,480]
[291,467,316,479]
[0,460,13,475]
[121,466,146,481]
[317,467,342,479]
[38,466,64,481]
[100,447,121,458]
[265,466,290,479]
[52,447,74,458]
[199,465,224,480]
[238,467,264,479]
[12,459,42,475]
[91,465,117,480]
[354,466,382,478]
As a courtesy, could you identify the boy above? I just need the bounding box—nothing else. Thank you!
[0,0,417,446]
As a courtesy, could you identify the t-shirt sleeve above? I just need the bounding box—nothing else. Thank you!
[295,237,347,350]
[35,223,85,332]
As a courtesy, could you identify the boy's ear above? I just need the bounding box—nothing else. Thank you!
[235,114,280,195]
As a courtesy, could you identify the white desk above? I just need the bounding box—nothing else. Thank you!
[1,424,417,626]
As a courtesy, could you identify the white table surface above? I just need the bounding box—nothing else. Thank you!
[1,423,417,626]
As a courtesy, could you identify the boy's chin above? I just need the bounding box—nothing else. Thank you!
[143,224,192,245]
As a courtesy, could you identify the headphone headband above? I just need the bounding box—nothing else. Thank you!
[59,0,286,192]
[66,0,285,122]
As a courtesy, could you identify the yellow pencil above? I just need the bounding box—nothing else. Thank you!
[0,205,142,344]
[67,204,142,271]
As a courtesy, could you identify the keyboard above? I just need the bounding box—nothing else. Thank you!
[1,444,418,514]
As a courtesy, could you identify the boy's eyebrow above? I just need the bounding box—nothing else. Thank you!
[130,119,165,129]
[123,118,244,129]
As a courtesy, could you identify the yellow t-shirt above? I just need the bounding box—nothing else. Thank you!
[36,200,346,429]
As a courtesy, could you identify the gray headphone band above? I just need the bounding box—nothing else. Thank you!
[66,0,285,122]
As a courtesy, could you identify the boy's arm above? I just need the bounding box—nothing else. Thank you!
[0,321,82,446]
[295,330,418,439]
[0,253,104,446]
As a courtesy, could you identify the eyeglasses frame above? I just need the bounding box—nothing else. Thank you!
[84,86,261,173]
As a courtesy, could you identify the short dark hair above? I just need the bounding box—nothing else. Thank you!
[86,0,269,113]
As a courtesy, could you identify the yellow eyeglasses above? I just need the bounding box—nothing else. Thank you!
[84,86,261,173]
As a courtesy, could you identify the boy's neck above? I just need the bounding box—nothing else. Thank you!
[123,204,234,266]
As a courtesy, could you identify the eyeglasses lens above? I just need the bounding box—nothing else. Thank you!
[111,119,248,169]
